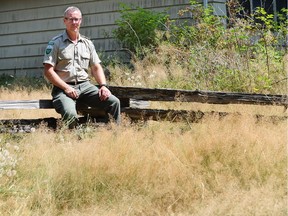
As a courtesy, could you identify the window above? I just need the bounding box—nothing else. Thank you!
[235,0,287,21]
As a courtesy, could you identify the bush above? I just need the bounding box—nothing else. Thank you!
[113,4,169,56]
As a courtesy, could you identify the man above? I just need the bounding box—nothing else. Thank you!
[43,6,120,128]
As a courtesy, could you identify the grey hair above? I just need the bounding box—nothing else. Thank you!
[64,6,82,17]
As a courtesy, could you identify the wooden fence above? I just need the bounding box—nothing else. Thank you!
[0,86,287,131]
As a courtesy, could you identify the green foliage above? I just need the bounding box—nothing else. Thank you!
[113,3,168,55]
[168,1,225,49]
[277,8,288,35]
[109,1,286,94]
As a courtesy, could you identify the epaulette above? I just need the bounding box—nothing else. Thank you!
[51,33,64,41]
[80,34,91,40]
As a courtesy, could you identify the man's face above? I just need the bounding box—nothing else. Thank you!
[64,10,82,33]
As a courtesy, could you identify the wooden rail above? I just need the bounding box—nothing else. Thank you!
[0,86,287,110]
[0,86,287,131]
[108,86,287,106]
[0,99,53,109]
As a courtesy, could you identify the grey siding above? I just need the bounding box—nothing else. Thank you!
[0,0,226,77]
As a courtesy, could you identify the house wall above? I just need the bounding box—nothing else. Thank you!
[0,0,226,77]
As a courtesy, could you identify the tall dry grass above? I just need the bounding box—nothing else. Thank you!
[109,42,287,95]
[0,111,287,215]
[0,89,59,119]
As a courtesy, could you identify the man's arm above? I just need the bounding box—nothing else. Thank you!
[91,63,107,85]
[91,63,111,101]
[44,64,79,99]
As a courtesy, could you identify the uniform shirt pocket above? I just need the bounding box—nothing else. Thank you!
[59,49,74,61]
[56,46,74,72]
[80,52,90,70]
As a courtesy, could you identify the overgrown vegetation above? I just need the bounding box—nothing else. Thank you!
[110,0,287,94]
[0,115,287,215]
[0,2,287,215]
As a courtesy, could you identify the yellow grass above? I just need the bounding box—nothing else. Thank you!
[0,89,59,119]
[0,88,287,215]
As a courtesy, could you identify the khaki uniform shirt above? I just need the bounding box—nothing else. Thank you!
[43,31,101,83]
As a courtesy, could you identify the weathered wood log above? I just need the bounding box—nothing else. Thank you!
[0,87,286,111]
[122,108,287,124]
[109,86,287,106]
[0,117,58,132]
[0,99,131,110]
[0,99,54,109]
[0,116,106,132]
[1,108,286,133]
[122,108,224,122]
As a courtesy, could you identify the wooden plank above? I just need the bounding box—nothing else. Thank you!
[0,87,287,111]
[109,86,288,106]
[0,98,128,110]
[0,100,53,109]
[1,109,286,132]
[123,108,211,122]
[0,116,103,132]
[0,117,58,132]
[39,100,54,108]
[122,108,287,123]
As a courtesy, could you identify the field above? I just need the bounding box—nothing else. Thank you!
[0,89,287,215]
[0,3,287,214]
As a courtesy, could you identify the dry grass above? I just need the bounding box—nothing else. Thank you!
[0,82,287,215]
[150,101,287,116]
[0,106,287,215]
[0,89,58,119]
[0,89,50,100]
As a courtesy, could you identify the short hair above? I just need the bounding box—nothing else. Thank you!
[64,6,82,17]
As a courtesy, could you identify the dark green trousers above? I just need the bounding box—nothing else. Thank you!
[52,81,120,127]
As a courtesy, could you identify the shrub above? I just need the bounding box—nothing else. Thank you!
[113,4,169,56]
[168,1,225,49]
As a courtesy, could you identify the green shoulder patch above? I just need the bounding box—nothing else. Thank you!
[45,45,53,55]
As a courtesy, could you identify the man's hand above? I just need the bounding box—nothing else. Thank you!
[99,86,111,101]
[44,64,79,99]
[64,86,79,99]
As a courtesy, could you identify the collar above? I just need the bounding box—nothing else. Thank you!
[63,31,84,42]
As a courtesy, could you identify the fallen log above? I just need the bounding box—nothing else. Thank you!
[109,86,287,106]
[0,108,286,133]
[0,86,286,132]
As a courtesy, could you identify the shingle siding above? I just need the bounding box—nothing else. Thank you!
[0,0,226,77]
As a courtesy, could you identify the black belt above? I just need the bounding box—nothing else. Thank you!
[66,81,87,85]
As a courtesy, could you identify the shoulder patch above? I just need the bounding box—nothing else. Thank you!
[45,45,53,55]
[48,41,54,45]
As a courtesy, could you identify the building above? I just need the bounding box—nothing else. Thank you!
[0,0,228,77]
[1,0,285,78]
